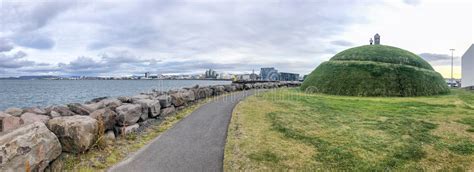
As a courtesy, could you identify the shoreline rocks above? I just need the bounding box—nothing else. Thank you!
[47,116,98,153]
[0,122,62,172]
[0,81,301,170]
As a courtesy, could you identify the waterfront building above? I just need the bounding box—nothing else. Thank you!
[144,72,150,78]
[462,44,474,87]
[205,69,218,79]
[280,72,300,81]
[260,67,280,81]
[250,69,258,80]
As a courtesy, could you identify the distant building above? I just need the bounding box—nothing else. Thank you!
[260,67,280,81]
[144,72,150,78]
[250,69,258,80]
[374,33,380,45]
[205,69,218,79]
[462,44,474,87]
[280,72,299,81]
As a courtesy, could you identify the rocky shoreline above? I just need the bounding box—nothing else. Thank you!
[0,81,300,171]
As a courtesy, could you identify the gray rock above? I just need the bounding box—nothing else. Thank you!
[86,96,109,104]
[105,130,115,145]
[195,87,213,99]
[89,108,117,130]
[161,106,176,117]
[23,107,47,115]
[133,99,161,118]
[157,94,172,107]
[117,96,132,103]
[0,112,23,132]
[20,112,50,124]
[170,93,186,107]
[0,122,62,172]
[67,103,92,116]
[47,115,98,153]
[4,107,23,117]
[47,105,76,117]
[212,85,226,95]
[49,111,61,118]
[82,102,105,112]
[100,98,123,110]
[244,84,253,90]
[116,123,139,136]
[115,104,142,126]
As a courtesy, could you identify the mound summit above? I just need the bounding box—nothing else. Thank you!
[301,45,449,97]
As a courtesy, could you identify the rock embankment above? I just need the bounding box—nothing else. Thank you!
[0,81,300,171]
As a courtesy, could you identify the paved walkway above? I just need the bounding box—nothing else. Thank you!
[110,90,259,172]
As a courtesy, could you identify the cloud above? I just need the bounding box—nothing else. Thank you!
[13,33,55,49]
[403,0,421,6]
[0,0,385,76]
[330,40,354,47]
[419,53,460,66]
[0,39,14,52]
[0,51,35,68]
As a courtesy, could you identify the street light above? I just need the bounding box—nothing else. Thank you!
[450,49,455,86]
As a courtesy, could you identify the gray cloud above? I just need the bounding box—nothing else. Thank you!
[0,0,386,76]
[0,51,35,69]
[419,53,460,66]
[403,0,421,6]
[330,40,354,47]
[0,39,14,52]
[13,33,55,49]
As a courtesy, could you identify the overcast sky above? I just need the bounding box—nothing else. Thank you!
[0,0,472,78]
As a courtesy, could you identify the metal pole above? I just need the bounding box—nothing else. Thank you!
[450,49,455,86]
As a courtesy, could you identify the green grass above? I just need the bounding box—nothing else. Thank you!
[224,88,474,171]
[331,45,433,70]
[301,45,449,97]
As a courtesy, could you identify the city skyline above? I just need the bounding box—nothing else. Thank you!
[0,0,472,78]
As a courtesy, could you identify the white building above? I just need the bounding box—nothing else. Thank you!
[462,44,474,87]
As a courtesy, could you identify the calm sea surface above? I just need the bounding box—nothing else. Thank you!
[0,80,231,110]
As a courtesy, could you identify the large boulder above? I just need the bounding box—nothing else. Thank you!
[82,102,105,112]
[4,107,23,117]
[224,85,236,92]
[115,123,139,136]
[67,103,92,116]
[161,106,176,117]
[86,97,109,104]
[170,93,186,107]
[133,99,161,118]
[157,95,172,107]
[117,96,132,103]
[0,122,62,172]
[47,116,98,153]
[100,98,123,110]
[23,107,47,115]
[20,112,50,124]
[212,85,226,95]
[115,104,142,126]
[0,112,22,132]
[47,105,76,117]
[232,83,244,91]
[89,108,117,130]
[195,87,213,99]
[244,84,253,90]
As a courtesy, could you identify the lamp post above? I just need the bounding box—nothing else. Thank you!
[450,49,455,86]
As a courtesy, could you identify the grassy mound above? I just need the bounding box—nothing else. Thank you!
[301,45,449,96]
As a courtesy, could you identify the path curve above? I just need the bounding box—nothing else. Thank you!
[110,90,260,172]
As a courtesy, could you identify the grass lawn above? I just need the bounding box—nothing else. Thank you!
[224,88,474,171]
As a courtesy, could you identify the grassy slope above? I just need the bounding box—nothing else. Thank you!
[301,60,449,96]
[331,45,433,70]
[224,88,474,171]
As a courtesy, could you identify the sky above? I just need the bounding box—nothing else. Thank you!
[0,0,472,78]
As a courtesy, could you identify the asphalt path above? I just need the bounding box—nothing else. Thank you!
[109,90,259,172]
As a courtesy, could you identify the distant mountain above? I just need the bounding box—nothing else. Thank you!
[0,75,60,80]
